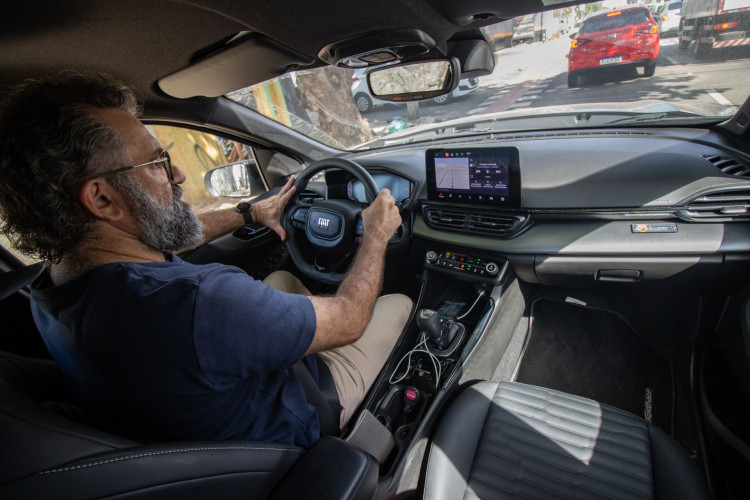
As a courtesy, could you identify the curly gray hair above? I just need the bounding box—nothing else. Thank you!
[0,72,141,262]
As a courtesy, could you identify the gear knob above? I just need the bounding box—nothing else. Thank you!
[417,309,442,343]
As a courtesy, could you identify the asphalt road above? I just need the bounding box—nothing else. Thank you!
[362,36,750,128]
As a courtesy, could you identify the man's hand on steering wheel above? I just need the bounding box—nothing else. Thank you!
[281,158,391,284]
[252,175,297,241]
[361,189,400,244]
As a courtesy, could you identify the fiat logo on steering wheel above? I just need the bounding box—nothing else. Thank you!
[317,217,330,230]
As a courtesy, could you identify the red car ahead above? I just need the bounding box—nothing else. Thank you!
[568,6,660,87]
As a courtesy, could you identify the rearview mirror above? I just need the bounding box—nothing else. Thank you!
[204,160,258,198]
[366,58,459,102]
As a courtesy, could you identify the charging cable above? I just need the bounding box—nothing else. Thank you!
[389,332,442,386]
[457,289,486,320]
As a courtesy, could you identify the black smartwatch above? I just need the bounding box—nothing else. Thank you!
[236,202,254,225]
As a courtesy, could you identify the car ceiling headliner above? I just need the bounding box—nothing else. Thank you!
[0,0,585,113]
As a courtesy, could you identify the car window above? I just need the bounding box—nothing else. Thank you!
[668,2,682,10]
[579,9,651,34]
[0,235,36,265]
[146,126,267,214]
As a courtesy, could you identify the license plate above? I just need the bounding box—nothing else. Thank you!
[599,56,622,66]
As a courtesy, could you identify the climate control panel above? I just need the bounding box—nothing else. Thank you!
[424,250,505,284]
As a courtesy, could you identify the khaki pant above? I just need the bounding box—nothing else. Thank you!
[263,271,412,426]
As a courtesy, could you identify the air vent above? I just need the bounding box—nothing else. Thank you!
[436,129,652,147]
[297,188,324,203]
[702,154,750,178]
[497,130,652,141]
[423,205,529,237]
[678,188,750,220]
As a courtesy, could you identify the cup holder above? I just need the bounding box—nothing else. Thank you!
[376,413,389,427]
[396,425,410,440]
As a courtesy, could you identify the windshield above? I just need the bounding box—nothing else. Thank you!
[226,0,748,152]
[579,8,651,33]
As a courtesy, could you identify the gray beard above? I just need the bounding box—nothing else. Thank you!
[114,176,204,253]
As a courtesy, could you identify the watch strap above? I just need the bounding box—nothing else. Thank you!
[236,202,254,225]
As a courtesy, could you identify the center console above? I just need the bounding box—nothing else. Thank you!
[358,146,525,478]
[368,246,513,471]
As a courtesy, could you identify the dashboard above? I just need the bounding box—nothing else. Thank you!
[339,127,750,288]
[348,172,412,204]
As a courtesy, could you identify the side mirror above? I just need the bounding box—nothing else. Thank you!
[204,160,257,198]
[366,58,460,102]
[569,32,578,39]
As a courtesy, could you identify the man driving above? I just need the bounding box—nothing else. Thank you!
[0,72,412,447]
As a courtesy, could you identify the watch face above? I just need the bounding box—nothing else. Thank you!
[237,202,251,212]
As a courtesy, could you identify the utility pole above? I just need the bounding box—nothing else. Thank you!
[407,101,420,122]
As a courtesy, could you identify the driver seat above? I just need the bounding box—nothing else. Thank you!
[0,351,378,499]
[0,265,378,499]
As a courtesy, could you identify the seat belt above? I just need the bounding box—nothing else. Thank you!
[0,262,44,300]
[293,359,341,436]
[314,356,342,425]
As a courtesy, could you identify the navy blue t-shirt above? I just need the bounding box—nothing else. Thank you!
[30,256,319,447]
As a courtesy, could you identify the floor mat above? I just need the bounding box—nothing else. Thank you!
[515,298,674,433]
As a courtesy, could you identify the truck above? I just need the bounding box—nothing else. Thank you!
[482,18,517,49]
[512,13,546,45]
[678,0,750,55]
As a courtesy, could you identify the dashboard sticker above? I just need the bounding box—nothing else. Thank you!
[631,223,678,233]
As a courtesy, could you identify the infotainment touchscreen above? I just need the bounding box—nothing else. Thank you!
[425,147,520,207]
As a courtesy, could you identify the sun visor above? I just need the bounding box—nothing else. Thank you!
[158,33,315,99]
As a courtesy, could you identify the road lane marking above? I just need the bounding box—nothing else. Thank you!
[708,91,733,106]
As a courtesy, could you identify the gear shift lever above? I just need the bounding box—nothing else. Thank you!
[417,309,442,345]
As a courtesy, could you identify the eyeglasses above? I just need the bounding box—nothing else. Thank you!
[86,151,174,181]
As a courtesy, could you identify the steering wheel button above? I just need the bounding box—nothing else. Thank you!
[293,209,305,220]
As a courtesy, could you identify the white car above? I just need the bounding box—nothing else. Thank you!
[351,68,478,113]
[657,0,682,37]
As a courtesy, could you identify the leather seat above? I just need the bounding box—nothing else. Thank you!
[0,350,377,499]
[424,381,711,499]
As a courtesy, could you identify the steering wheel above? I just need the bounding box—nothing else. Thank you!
[283,158,379,284]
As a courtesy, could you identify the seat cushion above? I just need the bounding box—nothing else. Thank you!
[424,381,711,499]
[0,352,304,498]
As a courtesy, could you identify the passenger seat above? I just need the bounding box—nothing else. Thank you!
[424,381,711,499]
